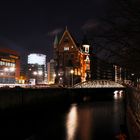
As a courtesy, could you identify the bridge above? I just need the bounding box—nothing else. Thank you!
[74,80,125,88]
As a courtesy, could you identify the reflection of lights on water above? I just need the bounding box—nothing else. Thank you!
[114,90,119,94]
[66,104,78,140]
[114,90,123,99]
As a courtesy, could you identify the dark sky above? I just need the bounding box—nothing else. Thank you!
[0,0,125,63]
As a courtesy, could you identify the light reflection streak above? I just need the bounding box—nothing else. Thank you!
[114,90,123,100]
[66,104,78,140]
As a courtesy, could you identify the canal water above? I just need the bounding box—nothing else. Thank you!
[26,93,125,140]
[1,91,127,140]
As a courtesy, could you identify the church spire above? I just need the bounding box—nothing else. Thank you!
[65,26,68,31]
[53,35,58,48]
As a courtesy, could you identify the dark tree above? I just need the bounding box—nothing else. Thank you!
[85,0,140,73]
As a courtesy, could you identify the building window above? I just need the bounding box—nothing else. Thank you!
[64,37,69,43]
[78,69,81,75]
[64,46,69,51]
[71,54,74,58]
[83,45,89,53]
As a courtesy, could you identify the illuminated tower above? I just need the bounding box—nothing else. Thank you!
[80,35,91,81]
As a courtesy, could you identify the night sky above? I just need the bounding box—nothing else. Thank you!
[0,0,139,66]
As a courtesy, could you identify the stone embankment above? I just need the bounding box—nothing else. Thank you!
[126,87,140,140]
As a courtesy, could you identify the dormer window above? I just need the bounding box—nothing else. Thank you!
[64,37,69,43]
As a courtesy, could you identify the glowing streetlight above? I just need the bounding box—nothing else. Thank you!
[131,73,134,76]
[70,70,74,87]
[53,73,56,78]
[33,71,38,85]
[70,70,74,74]
[9,67,15,72]
[4,68,9,72]
[38,71,43,76]
[0,73,4,76]
[33,71,37,75]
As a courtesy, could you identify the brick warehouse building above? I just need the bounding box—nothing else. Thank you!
[53,28,91,86]
[52,27,126,87]
[0,48,20,84]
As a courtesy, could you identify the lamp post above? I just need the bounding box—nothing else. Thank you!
[33,71,43,85]
[53,73,56,84]
[33,71,38,85]
[70,69,74,87]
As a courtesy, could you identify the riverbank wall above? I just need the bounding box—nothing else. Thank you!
[126,87,140,140]
[0,87,119,110]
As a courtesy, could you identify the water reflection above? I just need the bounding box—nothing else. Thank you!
[66,103,94,140]
[114,90,124,100]
[66,104,78,140]
[20,92,126,140]
[76,105,93,140]
[66,92,125,140]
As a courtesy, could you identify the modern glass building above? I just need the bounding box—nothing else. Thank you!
[0,48,20,84]
[27,53,46,84]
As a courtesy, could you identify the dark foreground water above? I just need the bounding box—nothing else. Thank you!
[0,91,127,140]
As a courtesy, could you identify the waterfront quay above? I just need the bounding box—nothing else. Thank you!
[0,87,124,110]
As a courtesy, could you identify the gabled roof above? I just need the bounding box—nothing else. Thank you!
[58,27,79,48]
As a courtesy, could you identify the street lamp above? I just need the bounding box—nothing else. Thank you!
[9,67,15,72]
[4,68,9,72]
[70,69,74,87]
[53,73,56,84]
[53,73,56,78]
[33,71,38,84]
[38,71,43,76]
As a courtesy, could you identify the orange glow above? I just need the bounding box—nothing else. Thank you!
[1,58,15,63]
[79,52,90,82]
[66,104,78,140]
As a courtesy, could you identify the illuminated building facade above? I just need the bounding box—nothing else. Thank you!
[53,28,91,86]
[27,53,46,84]
[47,59,55,84]
[0,48,20,83]
[53,28,129,86]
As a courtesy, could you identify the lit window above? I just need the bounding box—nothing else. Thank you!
[85,47,89,53]
[64,37,69,43]
[38,71,43,75]
[64,47,69,51]
[85,56,90,62]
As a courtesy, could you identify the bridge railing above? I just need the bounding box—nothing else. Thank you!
[74,80,124,88]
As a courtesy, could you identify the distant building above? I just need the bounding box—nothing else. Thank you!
[20,64,27,84]
[47,59,55,84]
[27,53,46,84]
[0,48,20,84]
[52,27,129,86]
[90,56,115,81]
[53,28,91,86]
